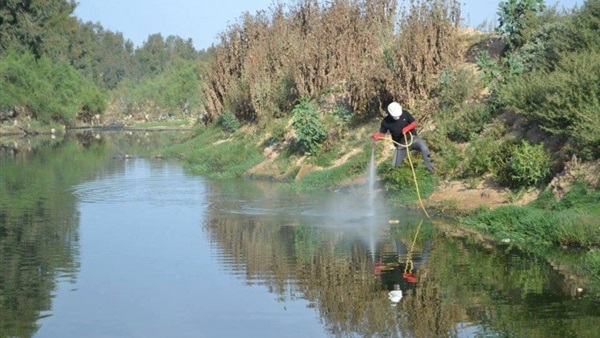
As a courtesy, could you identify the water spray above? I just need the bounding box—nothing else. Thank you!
[371,134,431,219]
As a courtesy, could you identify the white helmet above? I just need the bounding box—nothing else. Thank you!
[387,102,403,119]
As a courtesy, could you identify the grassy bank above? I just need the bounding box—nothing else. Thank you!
[459,183,600,287]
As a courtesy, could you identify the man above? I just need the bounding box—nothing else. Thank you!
[371,102,433,172]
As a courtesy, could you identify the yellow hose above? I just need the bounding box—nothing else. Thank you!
[382,134,431,219]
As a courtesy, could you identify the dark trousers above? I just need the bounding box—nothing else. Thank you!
[392,136,433,171]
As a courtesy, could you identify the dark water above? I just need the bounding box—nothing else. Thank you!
[1,131,599,338]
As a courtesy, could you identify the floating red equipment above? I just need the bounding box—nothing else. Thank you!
[403,273,417,283]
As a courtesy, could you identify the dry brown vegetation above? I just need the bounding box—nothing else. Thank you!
[202,0,462,123]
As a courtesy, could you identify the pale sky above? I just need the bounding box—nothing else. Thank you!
[74,0,582,50]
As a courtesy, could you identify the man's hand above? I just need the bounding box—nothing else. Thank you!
[372,133,385,141]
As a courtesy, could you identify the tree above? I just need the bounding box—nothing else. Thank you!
[165,35,198,62]
[136,33,168,77]
[0,0,78,59]
[69,21,138,89]
[497,0,545,50]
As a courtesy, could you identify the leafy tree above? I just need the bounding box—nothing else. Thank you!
[165,35,198,62]
[69,21,138,90]
[497,0,545,50]
[136,33,168,77]
[0,0,78,59]
[162,60,201,113]
[113,57,202,118]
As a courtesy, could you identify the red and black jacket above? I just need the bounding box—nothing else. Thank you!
[379,109,417,146]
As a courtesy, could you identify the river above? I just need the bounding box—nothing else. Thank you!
[1,131,599,338]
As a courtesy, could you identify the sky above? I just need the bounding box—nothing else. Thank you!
[74,0,582,51]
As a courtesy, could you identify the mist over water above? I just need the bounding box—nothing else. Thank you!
[368,148,377,209]
[316,147,388,262]
[368,148,379,260]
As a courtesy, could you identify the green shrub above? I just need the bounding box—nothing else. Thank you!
[0,50,107,125]
[0,49,36,109]
[560,0,600,54]
[437,67,480,110]
[377,157,436,205]
[439,104,492,143]
[329,104,352,139]
[500,51,600,160]
[425,130,462,178]
[462,124,510,177]
[512,20,567,71]
[505,140,552,187]
[216,110,241,133]
[476,51,503,90]
[292,98,326,156]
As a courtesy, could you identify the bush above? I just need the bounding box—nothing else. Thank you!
[377,156,436,205]
[292,98,326,155]
[500,51,600,160]
[216,110,241,133]
[437,67,480,110]
[439,104,492,143]
[505,140,552,187]
[475,51,503,91]
[424,130,462,178]
[0,50,107,125]
[462,124,510,178]
[511,20,567,71]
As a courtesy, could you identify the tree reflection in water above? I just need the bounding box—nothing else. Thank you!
[3,132,599,337]
[204,184,600,338]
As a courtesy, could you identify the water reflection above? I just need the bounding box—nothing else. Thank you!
[1,132,599,338]
[203,180,600,337]
[0,131,189,338]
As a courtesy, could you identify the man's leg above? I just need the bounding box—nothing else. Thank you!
[392,147,407,167]
[411,136,433,171]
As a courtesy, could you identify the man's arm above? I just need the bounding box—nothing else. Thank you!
[402,111,416,134]
[372,121,388,141]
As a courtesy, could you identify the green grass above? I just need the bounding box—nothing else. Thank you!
[462,182,600,247]
[288,144,370,191]
[377,154,437,206]
[161,126,264,179]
